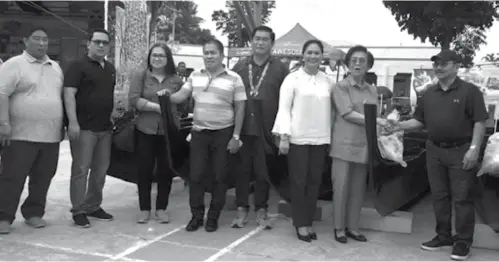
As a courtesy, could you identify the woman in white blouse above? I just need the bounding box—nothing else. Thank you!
[272,39,333,242]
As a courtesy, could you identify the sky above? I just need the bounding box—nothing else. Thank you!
[194,0,499,62]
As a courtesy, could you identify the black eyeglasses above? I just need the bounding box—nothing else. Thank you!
[91,40,110,46]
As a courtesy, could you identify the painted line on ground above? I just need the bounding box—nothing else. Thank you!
[108,225,186,261]
[203,220,275,262]
[12,240,114,259]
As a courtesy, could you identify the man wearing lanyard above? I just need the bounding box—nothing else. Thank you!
[230,25,289,229]
[390,50,488,261]
[168,39,246,232]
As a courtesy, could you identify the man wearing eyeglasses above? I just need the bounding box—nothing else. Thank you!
[63,29,116,229]
[388,50,488,261]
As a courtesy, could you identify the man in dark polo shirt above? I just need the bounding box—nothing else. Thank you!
[63,29,116,228]
[230,25,289,229]
[391,50,488,261]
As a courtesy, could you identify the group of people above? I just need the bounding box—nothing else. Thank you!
[0,24,488,262]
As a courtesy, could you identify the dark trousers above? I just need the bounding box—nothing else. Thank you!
[288,143,328,227]
[235,135,270,211]
[426,141,477,245]
[135,129,172,211]
[189,127,233,220]
[0,141,59,223]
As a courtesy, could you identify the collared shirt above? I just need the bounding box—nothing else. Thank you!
[272,68,333,145]
[330,76,378,164]
[232,56,289,136]
[64,55,116,132]
[414,77,488,143]
[180,68,247,130]
[0,51,64,143]
[129,70,184,135]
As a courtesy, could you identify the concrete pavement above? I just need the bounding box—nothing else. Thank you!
[1,141,498,261]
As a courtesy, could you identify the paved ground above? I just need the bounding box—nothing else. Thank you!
[1,141,499,261]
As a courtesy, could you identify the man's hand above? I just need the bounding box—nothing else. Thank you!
[278,138,290,155]
[0,123,11,147]
[227,137,242,154]
[67,121,80,140]
[157,89,172,97]
[463,147,479,170]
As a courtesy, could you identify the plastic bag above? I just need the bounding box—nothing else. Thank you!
[377,109,407,167]
[478,133,499,177]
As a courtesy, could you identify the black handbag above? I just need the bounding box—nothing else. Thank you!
[112,111,137,152]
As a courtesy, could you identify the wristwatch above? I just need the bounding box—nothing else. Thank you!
[233,134,240,140]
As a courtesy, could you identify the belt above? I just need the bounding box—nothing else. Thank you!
[431,139,470,148]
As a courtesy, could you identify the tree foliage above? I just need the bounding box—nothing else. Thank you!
[148,1,214,45]
[452,27,487,68]
[211,1,276,47]
[483,53,499,67]
[384,1,498,48]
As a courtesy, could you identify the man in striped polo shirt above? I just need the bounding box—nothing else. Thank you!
[168,39,246,232]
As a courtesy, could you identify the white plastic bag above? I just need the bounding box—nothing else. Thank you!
[478,133,499,177]
[377,109,407,167]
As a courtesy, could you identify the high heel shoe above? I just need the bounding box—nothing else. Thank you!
[309,232,317,240]
[334,229,347,244]
[345,228,367,242]
[295,227,311,242]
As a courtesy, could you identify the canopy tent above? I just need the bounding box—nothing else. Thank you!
[227,23,345,60]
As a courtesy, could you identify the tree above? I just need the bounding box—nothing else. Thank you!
[148,1,214,45]
[452,27,487,68]
[483,53,499,67]
[212,1,276,47]
[384,1,498,66]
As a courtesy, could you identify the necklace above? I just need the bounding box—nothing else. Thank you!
[248,60,270,97]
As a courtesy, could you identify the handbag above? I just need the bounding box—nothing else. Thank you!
[112,72,146,152]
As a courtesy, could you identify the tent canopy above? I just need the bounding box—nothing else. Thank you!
[228,23,344,58]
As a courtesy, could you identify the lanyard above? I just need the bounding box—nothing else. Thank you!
[248,61,270,97]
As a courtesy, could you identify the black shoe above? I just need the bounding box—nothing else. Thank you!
[295,227,311,243]
[334,229,347,244]
[421,236,454,251]
[345,228,367,242]
[186,218,203,232]
[309,232,318,240]
[205,218,218,232]
[87,208,113,221]
[450,242,470,261]
[73,214,90,228]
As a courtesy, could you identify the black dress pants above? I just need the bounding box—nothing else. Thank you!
[287,143,328,228]
[189,127,233,220]
[135,129,172,211]
[0,141,59,223]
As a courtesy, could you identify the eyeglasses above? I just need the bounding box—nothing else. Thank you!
[151,54,167,59]
[350,58,367,65]
[91,40,110,46]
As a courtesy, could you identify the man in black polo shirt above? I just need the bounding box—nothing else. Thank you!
[230,25,289,229]
[63,29,116,228]
[391,50,488,261]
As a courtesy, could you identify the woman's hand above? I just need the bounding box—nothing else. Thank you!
[278,137,290,155]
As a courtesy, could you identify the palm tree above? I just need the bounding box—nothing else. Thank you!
[482,53,499,64]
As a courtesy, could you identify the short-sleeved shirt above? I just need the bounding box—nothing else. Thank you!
[413,77,488,143]
[0,51,64,143]
[64,56,116,132]
[232,56,289,136]
[128,70,184,135]
[330,77,378,164]
[180,68,247,130]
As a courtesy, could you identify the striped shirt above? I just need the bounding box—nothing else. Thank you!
[181,68,247,130]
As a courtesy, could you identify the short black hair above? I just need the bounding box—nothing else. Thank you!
[302,39,324,54]
[26,27,48,37]
[344,45,374,68]
[251,25,275,43]
[178,61,186,66]
[203,39,224,55]
[88,28,110,41]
